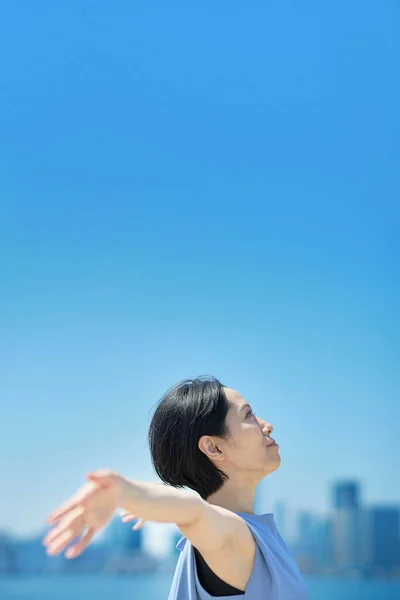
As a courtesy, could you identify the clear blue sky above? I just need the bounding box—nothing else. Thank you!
[1,0,399,550]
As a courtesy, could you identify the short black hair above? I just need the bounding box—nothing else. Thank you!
[148,376,230,499]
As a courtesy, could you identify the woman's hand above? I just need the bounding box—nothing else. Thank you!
[42,469,124,559]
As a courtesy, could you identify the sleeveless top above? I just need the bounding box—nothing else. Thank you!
[168,512,310,600]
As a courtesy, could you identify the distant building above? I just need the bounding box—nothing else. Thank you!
[0,520,156,576]
[105,515,143,555]
[370,507,400,570]
[331,481,371,571]
[48,543,109,574]
[0,531,17,574]
[294,511,332,573]
[13,535,49,574]
[333,482,359,510]
[101,515,150,572]
[297,512,315,546]
[315,517,333,568]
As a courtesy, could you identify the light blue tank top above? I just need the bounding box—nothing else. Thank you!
[168,512,310,600]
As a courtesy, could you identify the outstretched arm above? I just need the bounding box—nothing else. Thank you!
[43,469,255,561]
[120,476,254,554]
[119,477,203,526]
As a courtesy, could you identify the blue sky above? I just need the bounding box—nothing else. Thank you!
[0,0,399,554]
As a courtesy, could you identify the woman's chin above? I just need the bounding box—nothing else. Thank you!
[265,454,281,474]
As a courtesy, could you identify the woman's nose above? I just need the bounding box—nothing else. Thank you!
[259,418,273,435]
[265,423,273,435]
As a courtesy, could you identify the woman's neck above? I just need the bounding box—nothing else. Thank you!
[206,478,258,514]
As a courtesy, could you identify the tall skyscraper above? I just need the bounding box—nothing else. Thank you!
[333,481,359,510]
[331,480,371,571]
[370,507,400,570]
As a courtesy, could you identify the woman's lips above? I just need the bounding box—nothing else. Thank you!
[266,440,279,448]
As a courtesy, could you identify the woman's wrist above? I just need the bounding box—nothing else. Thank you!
[116,474,136,511]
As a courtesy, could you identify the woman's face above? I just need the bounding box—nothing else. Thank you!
[220,387,281,477]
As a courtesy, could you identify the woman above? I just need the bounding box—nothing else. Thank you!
[43,376,309,599]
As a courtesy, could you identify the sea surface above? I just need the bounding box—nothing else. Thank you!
[1,575,400,600]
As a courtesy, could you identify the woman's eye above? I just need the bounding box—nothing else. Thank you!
[246,409,254,418]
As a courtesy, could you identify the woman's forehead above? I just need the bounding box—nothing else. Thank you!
[223,387,246,408]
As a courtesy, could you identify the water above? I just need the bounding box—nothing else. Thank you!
[1,575,400,600]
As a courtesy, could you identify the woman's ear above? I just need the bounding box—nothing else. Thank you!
[198,436,224,462]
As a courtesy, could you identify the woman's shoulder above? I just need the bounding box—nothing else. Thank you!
[236,512,278,535]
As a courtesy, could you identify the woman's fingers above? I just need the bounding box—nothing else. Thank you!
[47,483,95,525]
[43,507,84,548]
[120,511,137,523]
[47,500,81,525]
[132,518,145,530]
[119,511,145,529]
[46,527,78,556]
[47,493,89,525]
[65,527,95,559]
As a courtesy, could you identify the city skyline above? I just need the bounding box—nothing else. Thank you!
[2,476,398,559]
[2,477,398,578]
